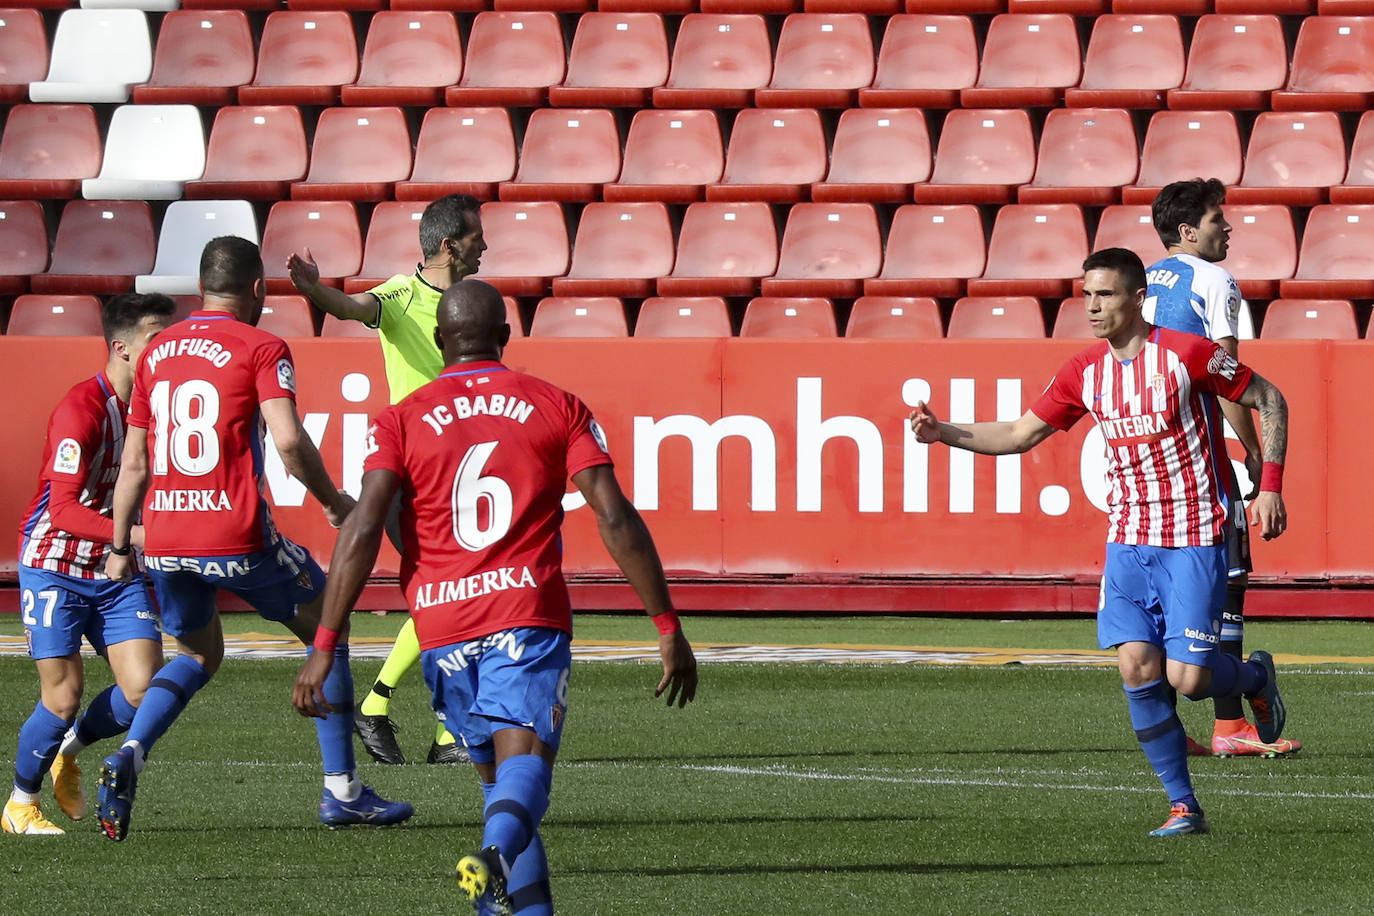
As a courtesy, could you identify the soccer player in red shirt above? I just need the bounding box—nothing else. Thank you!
[910,248,1290,837]
[101,237,411,841]
[6,294,174,836]
[293,279,697,914]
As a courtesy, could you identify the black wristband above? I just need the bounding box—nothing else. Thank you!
[109,544,131,557]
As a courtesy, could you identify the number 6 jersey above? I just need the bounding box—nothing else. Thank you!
[127,310,298,557]
[363,359,612,650]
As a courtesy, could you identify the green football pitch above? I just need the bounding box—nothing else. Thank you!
[1,613,1371,915]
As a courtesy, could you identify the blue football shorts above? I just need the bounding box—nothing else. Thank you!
[18,565,161,660]
[1097,541,1227,667]
[420,626,572,763]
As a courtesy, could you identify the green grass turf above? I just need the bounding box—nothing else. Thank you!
[1,614,1371,914]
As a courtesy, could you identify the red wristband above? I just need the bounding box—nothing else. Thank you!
[652,610,681,636]
[313,625,341,654]
[1259,461,1283,494]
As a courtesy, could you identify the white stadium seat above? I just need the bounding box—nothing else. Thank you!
[82,105,206,200]
[136,200,258,295]
[29,10,152,103]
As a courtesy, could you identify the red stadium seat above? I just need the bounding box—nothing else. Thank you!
[805,0,899,13]
[553,202,676,297]
[341,12,463,107]
[344,201,426,294]
[606,109,724,204]
[633,296,733,337]
[601,0,693,12]
[529,297,629,337]
[707,108,829,203]
[1114,0,1207,10]
[1222,204,1298,299]
[1321,0,1374,10]
[260,200,363,295]
[499,108,621,203]
[256,295,317,338]
[1090,205,1166,268]
[1122,110,1242,205]
[739,297,837,337]
[1214,0,1314,11]
[288,0,383,12]
[1064,14,1184,109]
[1272,16,1374,111]
[866,204,984,298]
[444,12,565,108]
[1008,0,1104,10]
[0,104,101,199]
[968,204,1088,297]
[1166,14,1287,111]
[1228,111,1345,206]
[1259,298,1358,338]
[701,0,799,14]
[34,200,155,295]
[397,108,516,203]
[185,106,308,201]
[0,9,48,104]
[1051,297,1093,338]
[472,201,570,297]
[1018,106,1139,205]
[133,10,254,106]
[911,0,1002,11]
[961,14,1081,108]
[947,296,1045,338]
[812,108,931,203]
[754,13,875,109]
[845,296,943,338]
[320,312,379,338]
[549,13,669,108]
[658,201,778,297]
[0,199,47,294]
[652,14,772,109]
[292,107,412,202]
[762,202,882,298]
[859,14,978,109]
[6,294,102,336]
[237,12,358,107]
[1332,109,1374,203]
[911,108,1035,204]
[1279,204,1374,299]
[389,0,486,10]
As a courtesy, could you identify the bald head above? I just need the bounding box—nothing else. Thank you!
[434,279,511,364]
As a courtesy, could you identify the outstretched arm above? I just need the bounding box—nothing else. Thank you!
[287,248,382,324]
[909,402,1058,455]
[1233,370,1288,540]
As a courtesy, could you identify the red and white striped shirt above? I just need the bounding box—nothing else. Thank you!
[1031,327,1252,548]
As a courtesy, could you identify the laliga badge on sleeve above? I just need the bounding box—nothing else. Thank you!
[53,438,81,475]
[277,358,297,394]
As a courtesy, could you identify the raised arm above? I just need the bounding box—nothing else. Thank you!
[260,397,353,527]
[287,248,381,324]
[909,402,1059,456]
[1232,369,1288,540]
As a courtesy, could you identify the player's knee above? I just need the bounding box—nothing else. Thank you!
[41,688,81,722]
[1170,668,1209,700]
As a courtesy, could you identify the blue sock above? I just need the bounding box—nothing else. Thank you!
[13,702,71,794]
[74,685,137,746]
[1203,653,1266,699]
[1124,679,1197,809]
[482,781,553,915]
[483,754,553,865]
[126,655,210,755]
[312,646,356,775]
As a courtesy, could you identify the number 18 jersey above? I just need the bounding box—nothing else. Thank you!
[364,360,613,650]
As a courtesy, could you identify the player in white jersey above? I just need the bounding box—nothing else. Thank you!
[911,248,1292,837]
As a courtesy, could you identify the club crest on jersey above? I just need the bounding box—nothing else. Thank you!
[1150,374,1166,397]
[276,359,296,394]
[52,438,81,475]
[1207,348,1238,380]
[589,419,609,453]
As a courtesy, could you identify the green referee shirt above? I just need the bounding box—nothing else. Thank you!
[366,272,446,403]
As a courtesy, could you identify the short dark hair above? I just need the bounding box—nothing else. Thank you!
[199,235,263,298]
[1152,178,1227,247]
[101,292,175,346]
[1083,247,1147,295]
[418,194,481,259]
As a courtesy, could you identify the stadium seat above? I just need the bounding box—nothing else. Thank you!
[805,0,899,13]
[606,109,724,204]
[762,202,883,298]
[343,201,426,293]
[1228,111,1345,206]
[396,108,516,203]
[292,107,412,202]
[913,0,1002,12]
[859,14,978,109]
[1113,0,1207,11]
[739,297,837,337]
[30,9,151,103]
[260,201,363,294]
[341,12,463,107]
[1214,0,1315,12]
[82,105,206,200]
[1259,298,1359,338]
[700,0,799,15]
[754,13,875,109]
[136,199,259,296]
[320,312,379,338]
[288,0,383,12]
[1272,15,1374,110]
[601,0,693,12]
[133,10,254,106]
[652,13,772,109]
[552,202,676,297]
[237,12,358,106]
[968,204,1088,297]
[1008,0,1105,11]
[911,108,1035,204]
[865,204,984,298]
[657,201,778,296]
[34,200,155,295]
[1051,297,1093,338]
[845,296,943,338]
[492,0,592,12]
[1089,205,1166,268]
[6,294,102,336]
[1222,204,1298,299]
[707,108,827,202]
[183,0,276,10]
[1063,14,1184,109]
[256,295,317,338]
[529,297,630,337]
[0,10,48,104]
[947,296,1045,338]
[1279,204,1374,299]
[1332,109,1374,203]
[1166,14,1287,111]
[549,13,669,108]
[633,296,733,337]
[471,201,570,296]
[1122,110,1243,205]
[185,106,308,201]
[1017,107,1139,205]
[812,108,931,203]
[960,13,1081,108]
[444,12,565,108]
[0,200,47,294]
[0,104,101,199]
[1321,0,1374,10]
[499,108,621,203]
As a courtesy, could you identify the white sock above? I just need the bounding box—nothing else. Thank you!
[120,740,148,776]
[10,788,39,805]
[323,772,361,802]
[58,726,86,758]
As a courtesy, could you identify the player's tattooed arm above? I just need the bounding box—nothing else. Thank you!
[1238,372,1288,467]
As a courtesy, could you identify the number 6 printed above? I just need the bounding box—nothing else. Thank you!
[451,441,514,551]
